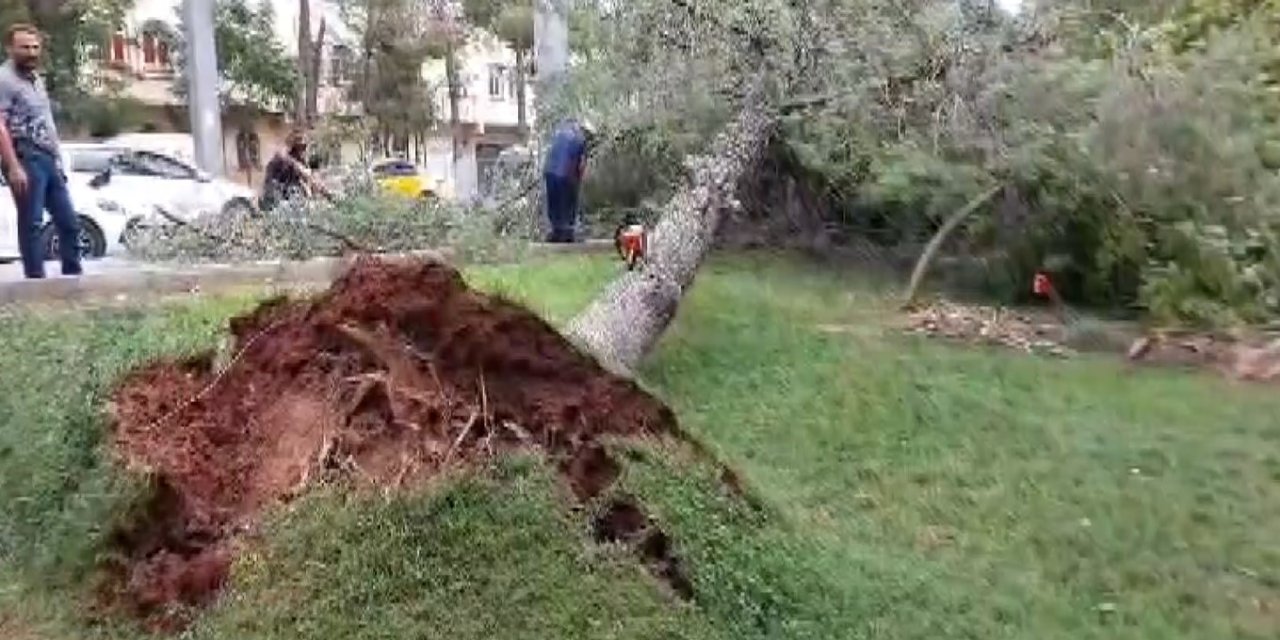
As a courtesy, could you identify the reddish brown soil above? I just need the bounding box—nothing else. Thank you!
[104,256,688,631]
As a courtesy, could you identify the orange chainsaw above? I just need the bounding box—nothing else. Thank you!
[614,214,647,271]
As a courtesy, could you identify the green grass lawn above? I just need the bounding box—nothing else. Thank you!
[2,253,1278,639]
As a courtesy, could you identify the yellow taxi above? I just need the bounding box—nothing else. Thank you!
[369,158,449,200]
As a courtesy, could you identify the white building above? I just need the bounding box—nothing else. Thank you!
[421,28,535,201]
[84,0,532,199]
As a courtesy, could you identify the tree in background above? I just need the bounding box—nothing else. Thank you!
[296,0,326,126]
[336,0,441,160]
[5,0,136,134]
[170,0,299,113]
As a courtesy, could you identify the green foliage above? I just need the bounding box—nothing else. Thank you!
[125,180,523,264]
[170,0,299,111]
[64,94,147,138]
[4,0,134,130]
[336,0,443,145]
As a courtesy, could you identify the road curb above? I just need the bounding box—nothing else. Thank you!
[0,240,613,307]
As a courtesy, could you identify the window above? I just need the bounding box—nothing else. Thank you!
[141,32,172,70]
[488,64,505,100]
[123,151,197,180]
[328,45,352,86]
[108,33,127,65]
[371,160,418,178]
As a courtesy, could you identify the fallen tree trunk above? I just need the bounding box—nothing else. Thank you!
[900,184,1001,310]
[565,81,776,376]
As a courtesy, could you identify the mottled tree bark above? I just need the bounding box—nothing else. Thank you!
[565,82,775,376]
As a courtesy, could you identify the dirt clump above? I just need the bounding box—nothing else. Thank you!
[1127,332,1280,382]
[104,256,683,630]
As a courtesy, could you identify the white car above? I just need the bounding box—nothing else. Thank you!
[62,143,258,223]
[0,172,134,261]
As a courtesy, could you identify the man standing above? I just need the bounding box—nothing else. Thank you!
[542,118,595,243]
[0,24,81,279]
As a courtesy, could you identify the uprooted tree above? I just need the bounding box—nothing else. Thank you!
[556,0,1280,341]
[551,0,807,375]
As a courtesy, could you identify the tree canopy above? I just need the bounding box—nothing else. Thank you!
[170,0,300,113]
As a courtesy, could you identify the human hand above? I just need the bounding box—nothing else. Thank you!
[6,164,28,199]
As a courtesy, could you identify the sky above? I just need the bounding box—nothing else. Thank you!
[996,0,1024,14]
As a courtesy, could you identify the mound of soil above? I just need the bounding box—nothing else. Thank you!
[104,256,683,630]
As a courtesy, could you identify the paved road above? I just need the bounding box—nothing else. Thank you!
[0,255,162,283]
[0,241,613,305]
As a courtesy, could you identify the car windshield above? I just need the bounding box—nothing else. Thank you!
[372,161,418,178]
[126,151,198,180]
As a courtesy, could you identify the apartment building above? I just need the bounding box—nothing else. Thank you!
[420,29,536,200]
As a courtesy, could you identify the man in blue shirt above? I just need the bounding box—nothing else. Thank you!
[542,118,596,243]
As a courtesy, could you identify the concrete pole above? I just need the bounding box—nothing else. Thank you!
[183,0,224,175]
[533,0,569,93]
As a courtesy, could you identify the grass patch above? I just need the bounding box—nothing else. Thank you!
[2,252,1278,639]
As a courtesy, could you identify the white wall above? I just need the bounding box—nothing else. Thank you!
[421,31,534,130]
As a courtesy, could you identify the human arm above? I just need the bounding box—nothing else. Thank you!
[0,119,27,198]
[281,152,333,200]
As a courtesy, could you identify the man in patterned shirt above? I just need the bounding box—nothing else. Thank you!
[0,24,82,279]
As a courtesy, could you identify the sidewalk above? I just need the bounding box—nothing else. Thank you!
[0,241,612,307]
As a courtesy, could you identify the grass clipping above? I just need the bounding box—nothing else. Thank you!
[101,256,692,631]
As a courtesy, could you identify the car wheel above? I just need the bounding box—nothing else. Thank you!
[223,197,257,218]
[43,216,107,259]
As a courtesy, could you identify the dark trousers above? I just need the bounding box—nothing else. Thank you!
[12,149,81,278]
[544,172,579,243]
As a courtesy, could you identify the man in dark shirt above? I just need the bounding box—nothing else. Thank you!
[542,118,595,243]
[259,130,323,213]
[0,24,82,279]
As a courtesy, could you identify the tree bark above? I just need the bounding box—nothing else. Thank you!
[565,80,775,376]
[514,47,528,137]
[307,18,326,122]
[900,184,1000,309]
[445,43,462,162]
[296,0,325,125]
[297,0,312,124]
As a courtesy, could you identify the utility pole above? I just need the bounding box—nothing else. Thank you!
[183,0,224,175]
[533,0,568,91]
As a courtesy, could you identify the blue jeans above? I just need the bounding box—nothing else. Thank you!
[544,172,579,243]
[12,149,81,278]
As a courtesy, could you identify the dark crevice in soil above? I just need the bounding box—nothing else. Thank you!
[592,498,695,600]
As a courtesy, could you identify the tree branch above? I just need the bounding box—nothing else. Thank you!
[901,184,1002,309]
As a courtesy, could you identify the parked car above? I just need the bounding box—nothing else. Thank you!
[369,158,450,200]
[0,171,135,261]
[61,143,258,222]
